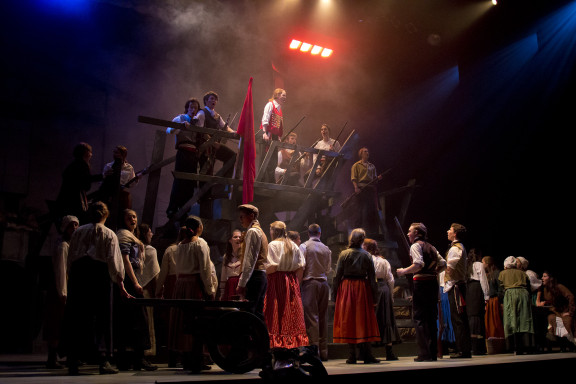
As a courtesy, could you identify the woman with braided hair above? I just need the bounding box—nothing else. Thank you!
[263,221,309,348]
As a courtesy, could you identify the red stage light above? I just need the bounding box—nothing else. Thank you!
[311,45,323,55]
[321,48,333,57]
[290,39,302,49]
[289,39,333,58]
[300,42,312,52]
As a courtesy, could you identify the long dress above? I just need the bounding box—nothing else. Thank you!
[438,271,455,349]
[372,255,401,345]
[498,268,534,353]
[467,261,489,354]
[138,244,160,356]
[263,239,309,349]
[332,247,380,344]
[485,268,506,354]
[168,238,215,354]
[115,231,151,358]
[59,223,124,363]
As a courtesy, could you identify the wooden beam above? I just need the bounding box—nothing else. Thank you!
[142,130,166,225]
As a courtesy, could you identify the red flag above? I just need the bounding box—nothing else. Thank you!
[236,78,255,203]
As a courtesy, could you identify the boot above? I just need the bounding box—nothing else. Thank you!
[386,344,398,361]
[46,347,64,369]
[360,342,380,364]
[346,344,357,364]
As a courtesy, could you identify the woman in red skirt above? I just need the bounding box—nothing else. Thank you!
[263,221,309,349]
[332,228,380,364]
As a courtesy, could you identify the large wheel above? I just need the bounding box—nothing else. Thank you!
[207,310,270,374]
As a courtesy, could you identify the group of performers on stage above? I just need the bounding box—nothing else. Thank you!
[48,87,574,376]
[47,88,396,375]
[163,88,380,231]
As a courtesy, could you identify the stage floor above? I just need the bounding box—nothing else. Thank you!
[1,352,575,383]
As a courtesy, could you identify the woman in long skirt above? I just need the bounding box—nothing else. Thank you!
[466,249,489,355]
[332,228,380,364]
[169,216,216,373]
[498,256,534,354]
[482,256,506,354]
[363,238,400,360]
[263,221,309,349]
[115,209,157,371]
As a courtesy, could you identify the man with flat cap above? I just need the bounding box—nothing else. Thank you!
[236,204,268,321]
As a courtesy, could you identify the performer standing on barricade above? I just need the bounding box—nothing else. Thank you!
[350,147,381,235]
[165,97,205,219]
[195,91,237,179]
[260,88,286,183]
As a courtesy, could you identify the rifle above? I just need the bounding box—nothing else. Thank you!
[393,216,414,292]
[122,156,176,188]
[197,111,238,155]
[279,115,306,142]
[339,168,390,209]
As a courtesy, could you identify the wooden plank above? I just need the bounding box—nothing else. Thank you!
[138,115,240,141]
[142,130,166,225]
[173,171,339,196]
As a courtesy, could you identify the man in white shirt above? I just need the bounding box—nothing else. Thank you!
[259,88,286,183]
[236,204,268,321]
[445,223,472,358]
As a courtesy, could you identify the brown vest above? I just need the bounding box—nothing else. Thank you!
[445,242,467,283]
[239,222,268,272]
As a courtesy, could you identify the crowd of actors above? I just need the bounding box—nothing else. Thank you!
[397,222,575,362]
[45,196,403,375]
[44,88,574,375]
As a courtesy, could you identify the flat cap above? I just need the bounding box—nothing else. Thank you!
[237,204,259,215]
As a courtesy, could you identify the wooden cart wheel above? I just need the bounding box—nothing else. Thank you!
[207,310,270,374]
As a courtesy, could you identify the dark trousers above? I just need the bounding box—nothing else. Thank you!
[61,257,113,364]
[245,270,268,322]
[412,278,439,360]
[448,282,472,356]
[167,149,202,215]
[210,143,237,178]
[353,185,379,234]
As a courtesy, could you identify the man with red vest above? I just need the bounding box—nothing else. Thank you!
[260,88,286,183]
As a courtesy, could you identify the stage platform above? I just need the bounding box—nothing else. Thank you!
[1,352,575,383]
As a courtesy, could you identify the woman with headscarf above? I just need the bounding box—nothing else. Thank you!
[498,256,534,354]
[332,228,380,364]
